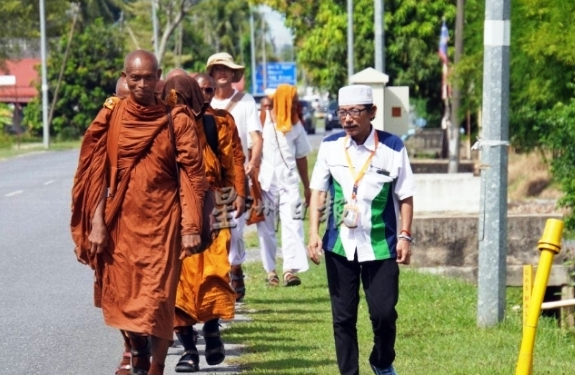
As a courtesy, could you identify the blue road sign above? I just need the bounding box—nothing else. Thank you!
[254,62,297,94]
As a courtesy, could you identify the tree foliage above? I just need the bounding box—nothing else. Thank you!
[23,19,125,138]
[258,0,462,125]
[0,0,70,61]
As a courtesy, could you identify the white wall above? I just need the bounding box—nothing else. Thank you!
[414,173,481,214]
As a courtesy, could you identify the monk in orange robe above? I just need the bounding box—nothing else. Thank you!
[160,72,243,372]
[71,50,207,375]
[195,73,247,202]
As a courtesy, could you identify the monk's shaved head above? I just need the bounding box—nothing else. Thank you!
[115,76,129,99]
[121,49,161,106]
[194,73,215,104]
[194,73,214,87]
[123,49,158,73]
[166,68,189,80]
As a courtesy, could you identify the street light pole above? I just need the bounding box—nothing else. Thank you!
[152,0,160,59]
[448,0,464,173]
[374,0,384,72]
[261,16,267,91]
[347,0,354,83]
[39,0,49,149]
[477,0,511,328]
[250,9,257,94]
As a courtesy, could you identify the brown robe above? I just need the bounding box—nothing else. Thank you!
[71,96,207,341]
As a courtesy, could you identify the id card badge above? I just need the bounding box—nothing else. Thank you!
[342,204,360,228]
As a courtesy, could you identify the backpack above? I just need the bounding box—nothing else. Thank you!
[202,113,219,155]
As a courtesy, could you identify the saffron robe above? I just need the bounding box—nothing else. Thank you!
[71,97,207,341]
[175,108,241,325]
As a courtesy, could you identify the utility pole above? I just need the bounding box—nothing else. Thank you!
[250,9,257,94]
[448,0,464,173]
[261,16,267,91]
[152,0,160,59]
[39,0,49,149]
[347,0,354,83]
[477,0,511,328]
[175,22,183,68]
[374,0,384,72]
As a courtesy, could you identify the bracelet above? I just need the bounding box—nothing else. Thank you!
[400,229,411,237]
[398,234,412,243]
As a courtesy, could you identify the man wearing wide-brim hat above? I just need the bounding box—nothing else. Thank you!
[207,52,263,303]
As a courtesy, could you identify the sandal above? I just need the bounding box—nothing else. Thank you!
[203,326,226,366]
[115,351,131,375]
[129,335,151,375]
[175,349,200,373]
[175,327,199,372]
[283,271,301,287]
[230,265,246,302]
[266,274,280,287]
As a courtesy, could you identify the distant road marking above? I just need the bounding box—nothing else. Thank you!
[43,180,55,186]
[5,190,23,197]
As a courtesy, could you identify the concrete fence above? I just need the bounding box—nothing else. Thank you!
[409,214,573,287]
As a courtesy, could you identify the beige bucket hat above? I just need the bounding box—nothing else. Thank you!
[206,52,245,83]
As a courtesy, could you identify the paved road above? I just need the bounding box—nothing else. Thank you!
[0,130,328,375]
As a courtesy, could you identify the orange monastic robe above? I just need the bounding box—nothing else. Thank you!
[210,107,246,198]
[175,108,244,325]
[71,97,207,341]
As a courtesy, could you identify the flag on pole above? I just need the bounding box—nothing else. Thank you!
[438,20,450,100]
[438,20,449,64]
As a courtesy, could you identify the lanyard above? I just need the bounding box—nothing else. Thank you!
[344,131,379,201]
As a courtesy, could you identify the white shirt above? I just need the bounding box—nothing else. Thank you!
[258,111,311,191]
[309,127,416,262]
[211,90,263,159]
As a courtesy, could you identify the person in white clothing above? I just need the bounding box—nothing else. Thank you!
[257,84,311,287]
[307,85,414,375]
[207,52,263,302]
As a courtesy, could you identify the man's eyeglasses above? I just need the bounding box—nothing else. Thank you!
[201,87,215,95]
[335,108,369,118]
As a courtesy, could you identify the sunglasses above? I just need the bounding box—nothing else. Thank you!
[201,87,215,95]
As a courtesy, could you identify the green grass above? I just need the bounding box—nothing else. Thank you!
[232,147,574,374]
[226,263,575,374]
[0,138,81,160]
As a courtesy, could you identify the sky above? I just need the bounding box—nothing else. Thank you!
[260,6,293,49]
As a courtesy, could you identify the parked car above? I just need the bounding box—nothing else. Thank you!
[298,100,317,134]
[252,93,266,110]
[324,100,341,131]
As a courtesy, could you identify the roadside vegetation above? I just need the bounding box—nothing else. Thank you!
[226,262,575,374]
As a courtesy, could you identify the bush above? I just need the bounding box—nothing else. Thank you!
[0,132,13,149]
[56,127,81,141]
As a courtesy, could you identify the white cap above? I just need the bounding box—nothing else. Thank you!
[338,85,373,106]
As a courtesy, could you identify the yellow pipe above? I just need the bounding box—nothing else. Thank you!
[523,265,533,326]
[515,218,564,375]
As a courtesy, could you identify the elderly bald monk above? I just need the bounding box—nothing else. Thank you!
[71,50,208,375]
[112,73,168,375]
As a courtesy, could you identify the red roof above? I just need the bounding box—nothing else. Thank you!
[0,58,40,103]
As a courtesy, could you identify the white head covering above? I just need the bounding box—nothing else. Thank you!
[338,85,373,106]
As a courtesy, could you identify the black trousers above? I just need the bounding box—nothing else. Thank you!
[325,250,399,375]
